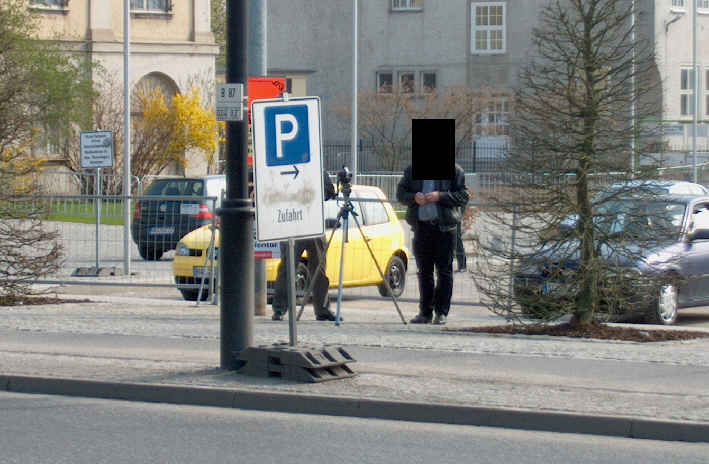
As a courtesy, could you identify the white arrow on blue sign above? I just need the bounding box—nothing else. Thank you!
[251,96,325,242]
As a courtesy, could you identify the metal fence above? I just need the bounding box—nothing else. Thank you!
[21,165,709,307]
[323,140,508,173]
[20,190,484,306]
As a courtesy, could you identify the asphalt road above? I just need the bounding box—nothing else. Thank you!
[2,391,707,464]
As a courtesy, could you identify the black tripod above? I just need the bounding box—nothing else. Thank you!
[296,179,407,325]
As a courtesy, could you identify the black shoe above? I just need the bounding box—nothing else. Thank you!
[410,314,432,324]
[316,311,340,321]
[433,313,447,325]
[272,312,284,321]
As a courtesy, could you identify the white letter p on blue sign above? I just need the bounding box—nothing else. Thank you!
[264,104,310,166]
[275,113,298,159]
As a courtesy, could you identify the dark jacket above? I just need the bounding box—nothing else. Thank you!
[396,164,469,230]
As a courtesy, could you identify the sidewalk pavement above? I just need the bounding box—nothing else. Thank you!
[2,291,709,443]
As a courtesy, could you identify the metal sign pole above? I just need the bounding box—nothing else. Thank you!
[286,238,297,346]
[95,167,102,271]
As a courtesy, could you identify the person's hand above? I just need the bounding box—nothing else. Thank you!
[415,192,427,205]
[425,191,441,203]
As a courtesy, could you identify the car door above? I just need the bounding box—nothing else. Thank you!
[680,202,709,305]
[353,192,396,284]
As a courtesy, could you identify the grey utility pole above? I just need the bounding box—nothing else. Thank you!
[123,0,132,275]
[249,0,268,317]
[219,0,253,370]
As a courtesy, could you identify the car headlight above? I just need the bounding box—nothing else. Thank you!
[176,243,190,256]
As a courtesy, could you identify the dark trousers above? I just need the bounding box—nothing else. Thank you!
[455,222,467,270]
[272,237,330,317]
[413,222,456,317]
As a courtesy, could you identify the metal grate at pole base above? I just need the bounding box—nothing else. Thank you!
[236,344,356,383]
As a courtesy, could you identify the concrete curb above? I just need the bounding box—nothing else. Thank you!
[2,374,709,443]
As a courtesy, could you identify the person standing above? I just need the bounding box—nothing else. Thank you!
[272,172,338,321]
[397,164,469,324]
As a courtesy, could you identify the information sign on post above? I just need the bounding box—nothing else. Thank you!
[251,96,325,242]
[80,130,114,274]
[80,131,114,169]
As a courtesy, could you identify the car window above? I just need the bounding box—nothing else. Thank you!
[596,199,686,240]
[324,200,357,229]
[145,179,205,197]
[359,198,390,225]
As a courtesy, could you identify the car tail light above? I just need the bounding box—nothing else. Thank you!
[195,204,213,220]
[133,203,141,220]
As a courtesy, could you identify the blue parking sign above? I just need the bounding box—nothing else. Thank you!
[264,104,310,166]
[252,96,324,242]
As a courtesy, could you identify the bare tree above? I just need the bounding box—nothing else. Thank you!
[472,0,664,326]
[334,86,506,171]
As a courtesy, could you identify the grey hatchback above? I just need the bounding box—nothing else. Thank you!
[131,175,226,260]
[513,194,709,325]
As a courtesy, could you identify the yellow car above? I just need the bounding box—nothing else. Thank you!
[172,185,410,301]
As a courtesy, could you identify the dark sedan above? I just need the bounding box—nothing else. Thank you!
[514,195,709,325]
[131,176,225,260]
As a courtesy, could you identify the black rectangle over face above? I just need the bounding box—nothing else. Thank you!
[411,119,455,180]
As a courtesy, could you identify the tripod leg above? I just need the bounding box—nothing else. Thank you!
[335,214,347,326]
[296,222,338,321]
[350,213,408,325]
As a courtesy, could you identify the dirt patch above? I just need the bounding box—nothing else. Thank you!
[0,295,92,306]
[449,321,709,342]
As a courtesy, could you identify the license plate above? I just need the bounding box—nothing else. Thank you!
[149,227,175,235]
[193,266,212,278]
[543,281,569,296]
[180,203,200,215]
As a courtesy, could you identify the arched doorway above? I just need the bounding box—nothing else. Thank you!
[132,73,183,175]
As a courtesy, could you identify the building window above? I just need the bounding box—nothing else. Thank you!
[671,0,686,11]
[377,72,393,94]
[30,0,68,7]
[422,72,437,94]
[131,0,171,12]
[399,72,416,94]
[474,97,509,136]
[391,0,423,11]
[680,68,695,117]
[471,2,506,54]
[377,70,437,94]
[699,0,709,9]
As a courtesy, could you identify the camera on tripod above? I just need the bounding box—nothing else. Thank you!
[336,166,353,197]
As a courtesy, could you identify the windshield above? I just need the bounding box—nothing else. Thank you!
[145,179,205,196]
[595,199,686,241]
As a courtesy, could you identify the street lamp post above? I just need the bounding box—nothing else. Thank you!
[123,0,132,275]
[351,0,358,183]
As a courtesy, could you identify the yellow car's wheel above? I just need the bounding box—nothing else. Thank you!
[377,255,406,298]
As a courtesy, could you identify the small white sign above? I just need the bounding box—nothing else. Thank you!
[254,240,281,259]
[251,225,281,259]
[216,83,244,121]
[252,97,325,242]
[80,131,114,169]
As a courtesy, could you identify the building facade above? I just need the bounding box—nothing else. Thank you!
[268,0,709,157]
[30,0,218,175]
